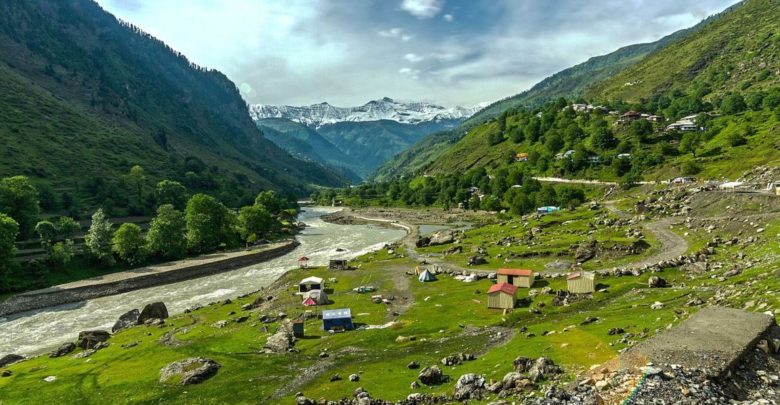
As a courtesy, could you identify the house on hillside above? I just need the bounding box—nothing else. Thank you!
[665,115,700,132]
[497,269,534,288]
[647,115,664,122]
[299,276,324,293]
[487,283,517,309]
[329,259,349,270]
[536,206,561,215]
[619,111,642,123]
[515,152,529,162]
[555,150,575,160]
[567,271,596,294]
[322,308,353,331]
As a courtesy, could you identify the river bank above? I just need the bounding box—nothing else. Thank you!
[0,241,299,317]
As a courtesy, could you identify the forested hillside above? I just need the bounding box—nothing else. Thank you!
[0,0,345,210]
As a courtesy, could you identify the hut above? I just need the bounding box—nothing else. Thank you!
[497,269,534,288]
[292,320,304,338]
[567,271,596,294]
[329,259,349,270]
[302,289,328,306]
[487,283,517,309]
[418,269,437,282]
[298,256,310,269]
[322,308,353,331]
[299,276,324,293]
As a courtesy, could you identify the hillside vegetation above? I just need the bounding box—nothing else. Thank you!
[0,0,345,207]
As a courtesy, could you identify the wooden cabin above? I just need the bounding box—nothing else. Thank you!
[329,259,348,270]
[487,283,517,309]
[497,269,534,288]
[567,271,596,294]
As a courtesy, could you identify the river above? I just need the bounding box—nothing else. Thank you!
[0,207,406,357]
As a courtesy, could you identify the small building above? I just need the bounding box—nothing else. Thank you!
[620,111,642,122]
[647,115,663,122]
[298,256,310,269]
[299,276,323,293]
[487,283,518,309]
[536,206,561,215]
[670,177,696,184]
[555,150,575,160]
[515,152,529,162]
[567,271,596,294]
[616,153,632,160]
[497,269,534,288]
[329,259,348,270]
[322,308,353,331]
[418,269,437,282]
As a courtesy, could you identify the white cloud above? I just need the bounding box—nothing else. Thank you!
[378,27,403,38]
[404,53,423,63]
[399,67,420,79]
[443,13,454,22]
[401,0,444,19]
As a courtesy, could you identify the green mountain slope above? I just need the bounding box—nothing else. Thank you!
[0,0,345,203]
[373,11,725,181]
[586,0,775,102]
[255,118,361,182]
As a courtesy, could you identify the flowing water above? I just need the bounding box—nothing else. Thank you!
[0,207,406,356]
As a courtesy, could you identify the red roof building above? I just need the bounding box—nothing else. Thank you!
[488,282,518,295]
[497,268,535,288]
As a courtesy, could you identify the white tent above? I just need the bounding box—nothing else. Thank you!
[418,269,437,282]
[302,289,328,305]
[299,276,324,292]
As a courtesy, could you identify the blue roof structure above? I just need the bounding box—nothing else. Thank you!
[322,308,352,320]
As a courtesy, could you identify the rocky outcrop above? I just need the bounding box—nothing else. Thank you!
[453,373,486,400]
[263,321,295,353]
[138,302,168,324]
[159,357,220,385]
[112,309,140,332]
[574,241,598,263]
[77,330,110,350]
[49,342,76,358]
[0,354,23,368]
[418,365,444,385]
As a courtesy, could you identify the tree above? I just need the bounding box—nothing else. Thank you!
[112,223,147,264]
[85,209,114,265]
[34,221,57,253]
[238,205,274,242]
[720,93,746,114]
[0,214,19,288]
[185,194,234,252]
[487,130,505,146]
[147,204,187,259]
[679,132,701,156]
[629,119,653,143]
[155,180,188,210]
[0,176,40,239]
[56,217,81,239]
[254,191,282,215]
[125,165,149,214]
[50,240,77,266]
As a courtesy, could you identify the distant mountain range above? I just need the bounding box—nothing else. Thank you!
[250,97,483,128]
[251,98,482,178]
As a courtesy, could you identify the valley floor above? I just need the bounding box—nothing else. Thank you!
[1,187,779,404]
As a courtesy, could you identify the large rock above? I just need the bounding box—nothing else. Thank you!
[264,322,295,353]
[575,241,598,263]
[453,373,486,400]
[50,342,76,358]
[467,256,487,266]
[159,357,220,385]
[418,365,443,385]
[648,276,667,288]
[427,231,456,246]
[138,302,169,324]
[112,309,140,332]
[77,330,110,350]
[0,354,24,368]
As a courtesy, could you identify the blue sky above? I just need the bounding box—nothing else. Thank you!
[97,0,739,107]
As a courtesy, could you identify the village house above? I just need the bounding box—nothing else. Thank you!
[555,150,575,160]
[670,177,696,184]
[647,115,664,122]
[322,308,353,331]
[665,114,699,132]
[329,259,349,270]
[487,282,517,309]
[497,268,534,288]
[619,111,642,123]
[536,206,561,215]
[514,152,529,162]
[299,276,323,293]
[567,271,596,294]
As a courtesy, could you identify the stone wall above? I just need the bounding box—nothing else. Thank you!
[0,241,298,316]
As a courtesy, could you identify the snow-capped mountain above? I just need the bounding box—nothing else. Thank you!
[249,97,485,128]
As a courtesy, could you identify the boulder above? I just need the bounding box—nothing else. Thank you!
[1,370,11,377]
[264,322,295,353]
[453,373,486,400]
[650,301,665,310]
[407,361,420,369]
[647,276,667,288]
[467,255,487,266]
[428,231,456,246]
[575,241,598,263]
[159,357,220,385]
[138,302,169,324]
[112,309,140,332]
[443,245,463,255]
[349,373,360,382]
[0,354,24,368]
[77,330,110,350]
[418,365,443,385]
[50,342,76,358]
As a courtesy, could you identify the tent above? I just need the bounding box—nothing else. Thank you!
[299,276,324,293]
[302,297,317,306]
[298,256,310,268]
[302,289,328,305]
[418,269,437,282]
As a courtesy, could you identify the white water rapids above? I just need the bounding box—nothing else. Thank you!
[0,207,406,356]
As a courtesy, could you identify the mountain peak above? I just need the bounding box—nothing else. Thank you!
[249,98,482,128]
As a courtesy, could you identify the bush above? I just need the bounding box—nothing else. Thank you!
[112,223,147,264]
[681,161,702,175]
[50,240,77,266]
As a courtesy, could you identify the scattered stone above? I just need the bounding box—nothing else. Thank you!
[418,365,443,385]
[608,327,625,336]
[453,373,486,400]
[407,361,420,369]
[581,316,599,325]
[50,342,76,358]
[73,349,95,359]
[349,373,360,382]
[1,370,11,377]
[43,376,56,383]
[159,357,220,385]
[263,322,295,353]
[212,320,228,329]
[77,330,110,350]
[647,276,667,288]
[330,374,342,382]
[650,301,665,310]
[138,302,169,324]
[112,309,140,333]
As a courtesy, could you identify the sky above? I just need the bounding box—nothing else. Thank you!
[98,0,740,108]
